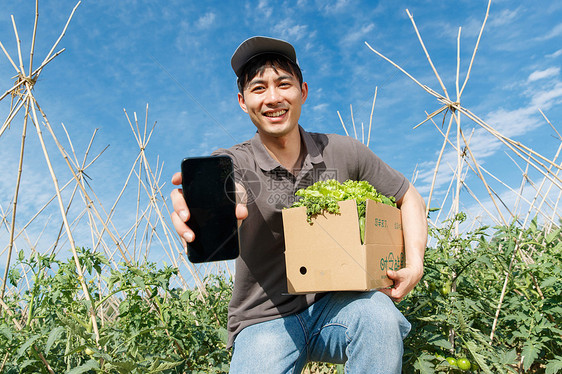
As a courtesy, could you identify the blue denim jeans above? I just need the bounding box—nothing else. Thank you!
[229,291,411,373]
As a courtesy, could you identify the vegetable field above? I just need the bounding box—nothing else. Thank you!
[1,1,561,373]
[1,216,560,372]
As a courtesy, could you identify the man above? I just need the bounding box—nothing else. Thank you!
[170,36,427,373]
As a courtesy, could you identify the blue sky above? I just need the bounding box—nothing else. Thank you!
[1,0,562,271]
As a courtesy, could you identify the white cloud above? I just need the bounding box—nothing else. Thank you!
[547,49,562,58]
[488,7,521,28]
[528,67,560,82]
[341,23,375,45]
[256,0,273,19]
[323,0,351,14]
[537,23,562,41]
[272,20,308,42]
[312,103,328,112]
[530,81,562,109]
[196,12,216,29]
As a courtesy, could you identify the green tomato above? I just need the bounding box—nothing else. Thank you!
[428,282,437,292]
[457,357,471,371]
[446,357,457,366]
[84,348,95,356]
[472,362,480,371]
[440,282,451,297]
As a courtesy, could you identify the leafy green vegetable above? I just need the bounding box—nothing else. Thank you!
[289,179,396,242]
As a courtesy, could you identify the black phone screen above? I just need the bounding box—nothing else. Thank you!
[181,155,239,263]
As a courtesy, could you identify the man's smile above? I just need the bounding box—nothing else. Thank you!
[264,109,288,118]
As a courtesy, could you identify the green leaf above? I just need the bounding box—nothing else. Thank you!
[522,341,541,371]
[105,360,138,372]
[134,275,145,288]
[66,359,100,374]
[429,336,453,350]
[545,228,561,244]
[148,359,184,373]
[0,326,13,341]
[45,326,65,355]
[501,348,518,365]
[529,217,538,233]
[540,276,558,288]
[546,356,562,374]
[464,340,493,374]
[8,267,21,286]
[413,353,435,374]
[217,327,228,345]
[16,334,41,359]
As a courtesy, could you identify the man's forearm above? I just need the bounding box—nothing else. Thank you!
[398,183,427,278]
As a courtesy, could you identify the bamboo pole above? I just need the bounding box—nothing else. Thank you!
[27,94,100,342]
[406,9,449,100]
[459,0,491,97]
[456,27,461,101]
[11,16,26,75]
[425,112,455,216]
[124,108,204,289]
[0,95,29,307]
[460,181,502,226]
[0,39,20,73]
[366,41,562,184]
[34,102,132,264]
[431,161,456,225]
[350,104,357,140]
[39,1,81,69]
[454,111,462,236]
[413,105,447,130]
[0,79,25,102]
[28,0,39,77]
[366,87,377,147]
[534,110,562,216]
[0,95,27,138]
[512,156,530,217]
[337,110,350,136]
[459,128,509,225]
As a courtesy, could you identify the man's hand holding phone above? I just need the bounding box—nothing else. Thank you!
[171,174,248,243]
[170,156,248,262]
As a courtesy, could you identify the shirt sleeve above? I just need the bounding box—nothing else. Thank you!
[351,138,410,201]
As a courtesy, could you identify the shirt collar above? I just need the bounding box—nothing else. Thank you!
[251,125,324,172]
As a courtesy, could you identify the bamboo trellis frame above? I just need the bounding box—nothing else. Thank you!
[0,3,228,355]
[0,0,560,366]
[362,0,561,346]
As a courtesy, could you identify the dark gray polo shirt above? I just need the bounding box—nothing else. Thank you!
[213,126,409,348]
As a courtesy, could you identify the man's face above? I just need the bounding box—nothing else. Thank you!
[238,65,308,140]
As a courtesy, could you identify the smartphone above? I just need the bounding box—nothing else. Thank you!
[181,155,240,263]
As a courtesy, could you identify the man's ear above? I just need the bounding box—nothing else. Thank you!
[301,82,309,104]
[237,92,248,113]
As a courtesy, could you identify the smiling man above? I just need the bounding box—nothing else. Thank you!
[170,36,428,373]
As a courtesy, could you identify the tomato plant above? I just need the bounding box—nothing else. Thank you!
[1,248,233,373]
[1,214,560,374]
[400,214,562,373]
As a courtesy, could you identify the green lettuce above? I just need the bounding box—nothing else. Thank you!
[289,179,396,243]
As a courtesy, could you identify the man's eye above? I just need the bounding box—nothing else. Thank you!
[252,86,265,92]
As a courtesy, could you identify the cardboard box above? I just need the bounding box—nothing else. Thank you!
[282,199,404,294]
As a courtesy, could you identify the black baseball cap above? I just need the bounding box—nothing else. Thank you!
[231,36,298,78]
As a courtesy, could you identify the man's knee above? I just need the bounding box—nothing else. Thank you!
[336,291,410,340]
[230,317,307,373]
